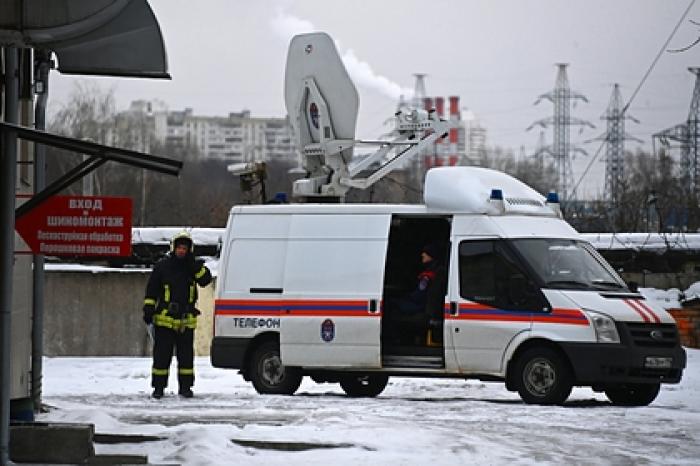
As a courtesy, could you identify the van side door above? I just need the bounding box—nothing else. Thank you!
[279,213,389,368]
[447,238,546,374]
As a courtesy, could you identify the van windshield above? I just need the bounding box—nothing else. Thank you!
[510,238,627,291]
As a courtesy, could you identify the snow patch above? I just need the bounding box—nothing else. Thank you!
[37,351,700,464]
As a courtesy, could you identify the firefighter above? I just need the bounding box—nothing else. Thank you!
[386,243,447,344]
[143,231,212,399]
[396,243,444,316]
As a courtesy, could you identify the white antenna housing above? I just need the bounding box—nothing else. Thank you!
[285,32,449,200]
[424,167,554,217]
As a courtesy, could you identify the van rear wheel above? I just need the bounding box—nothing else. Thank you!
[249,341,302,395]
[604,383,660,406]
[339,374,389,397]
[515,347,572,405]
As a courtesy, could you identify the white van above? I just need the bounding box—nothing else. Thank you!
[211,166,686,405]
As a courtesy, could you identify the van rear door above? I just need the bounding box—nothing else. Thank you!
[280,213,390,368]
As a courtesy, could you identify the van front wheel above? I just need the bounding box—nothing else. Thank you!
[515,347,572,405]
[339,374,389,397]
[604,383,660,406]
[249,341,302,395]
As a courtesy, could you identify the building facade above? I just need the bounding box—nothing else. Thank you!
[115,101,298,165]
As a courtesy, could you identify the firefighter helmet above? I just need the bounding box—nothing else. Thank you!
[170,230,194,253]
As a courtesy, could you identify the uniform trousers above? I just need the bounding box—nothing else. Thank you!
[151,325,194,389]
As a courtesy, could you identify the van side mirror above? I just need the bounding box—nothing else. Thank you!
[627,281,639,293]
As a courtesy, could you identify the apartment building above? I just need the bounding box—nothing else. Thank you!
[116,101,298,165]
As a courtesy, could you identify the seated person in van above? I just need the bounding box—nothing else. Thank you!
[388,243,446,324]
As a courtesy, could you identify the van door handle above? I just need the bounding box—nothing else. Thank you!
[450,301,458,316]
[369,299,379,314]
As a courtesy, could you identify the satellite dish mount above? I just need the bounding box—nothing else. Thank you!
[285,32,449,201]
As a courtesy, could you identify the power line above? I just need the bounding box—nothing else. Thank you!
[570,0,697,200]
[623,0,697,115]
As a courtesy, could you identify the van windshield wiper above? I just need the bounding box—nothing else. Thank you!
[591,280,625,290]
[544,280,591,289]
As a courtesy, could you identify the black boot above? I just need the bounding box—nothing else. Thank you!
[178,387,193,398]
[152,387,164,399]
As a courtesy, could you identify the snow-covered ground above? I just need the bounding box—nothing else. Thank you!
[38,350,699,465]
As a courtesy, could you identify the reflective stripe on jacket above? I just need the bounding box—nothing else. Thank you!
[153,309,198,331]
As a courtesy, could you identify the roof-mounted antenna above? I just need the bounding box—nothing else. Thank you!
[284,32,449,202]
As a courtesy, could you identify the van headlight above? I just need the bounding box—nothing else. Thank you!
[584,310,620,344]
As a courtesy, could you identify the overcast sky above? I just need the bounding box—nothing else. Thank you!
[49,0,700,197]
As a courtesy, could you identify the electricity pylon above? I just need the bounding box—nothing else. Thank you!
[653,67,700,197]
[587,83,641,206]
[528,63,594,202]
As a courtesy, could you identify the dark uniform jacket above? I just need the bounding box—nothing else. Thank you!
[144,253,212,330]
[407,261,446,311]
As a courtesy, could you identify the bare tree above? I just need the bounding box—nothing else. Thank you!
[46,81,117,195]
[578,148,697,233]
[471,145,559,196]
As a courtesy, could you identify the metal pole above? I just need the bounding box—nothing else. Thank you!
[31,50,50,413]
[140,169,147,226]
[1,46,20,466]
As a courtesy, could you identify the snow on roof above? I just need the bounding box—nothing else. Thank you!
[46,257,220,277]
[45,263,151,273]
[132,227,223,246]
[582,233,700,251]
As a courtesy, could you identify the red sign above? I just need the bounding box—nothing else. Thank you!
[16,195,132,257]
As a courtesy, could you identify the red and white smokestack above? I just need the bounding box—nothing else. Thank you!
[433,96,446,165]
[435,97,445,118]
[422,97,437,166]
[448,127,458,166]
[448,96,460,166]
[449,96,460,120]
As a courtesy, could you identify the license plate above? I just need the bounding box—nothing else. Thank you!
[644,356,672,369]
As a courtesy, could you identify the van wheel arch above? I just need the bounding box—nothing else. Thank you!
[247,339,302,395]
[506,339,573,392]
[242,332,280,381]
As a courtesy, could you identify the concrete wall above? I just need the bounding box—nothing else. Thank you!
[44,270,216,357]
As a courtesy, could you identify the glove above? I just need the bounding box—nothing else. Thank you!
[143,303,155,325]
[191,258,205,276]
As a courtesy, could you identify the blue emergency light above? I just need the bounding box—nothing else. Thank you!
[490,189,503,201]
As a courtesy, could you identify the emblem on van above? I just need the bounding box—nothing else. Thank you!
[650,330,664,341]
[321,319,335,342]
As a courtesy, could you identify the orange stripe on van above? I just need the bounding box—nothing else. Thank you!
[446,303,589,326]
[214,298,373,317]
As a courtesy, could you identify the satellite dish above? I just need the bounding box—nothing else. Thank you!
[284,32,358,147]
[284,32,448,200]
